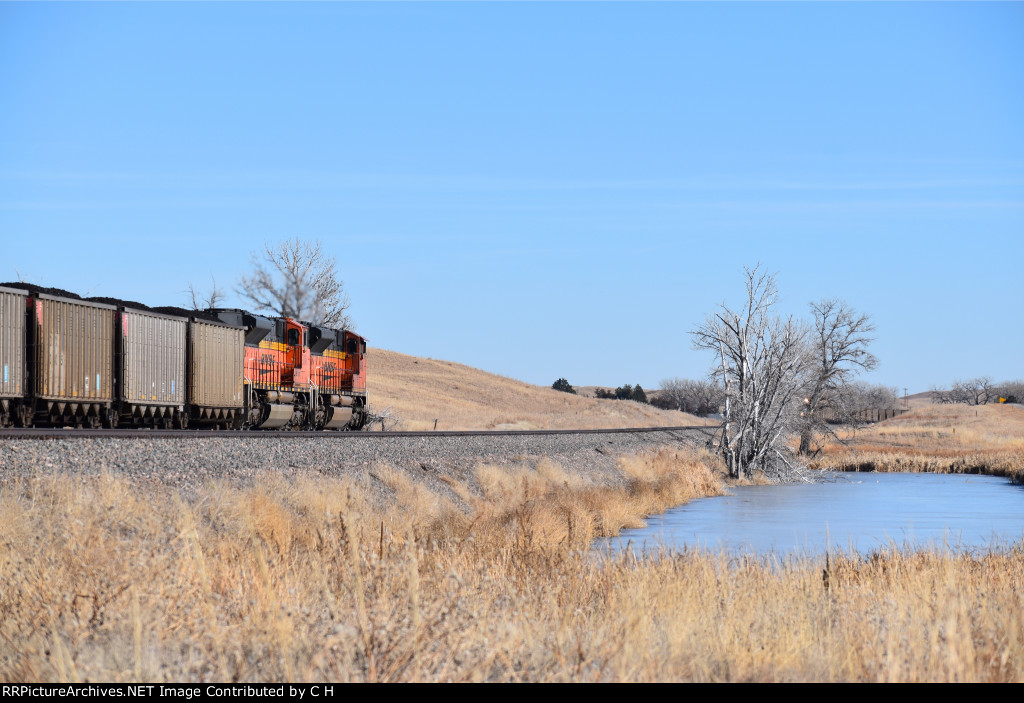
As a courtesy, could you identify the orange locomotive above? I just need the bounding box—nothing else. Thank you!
[212,310,367,430]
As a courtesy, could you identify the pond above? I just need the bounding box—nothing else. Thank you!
[596,471,1024,557]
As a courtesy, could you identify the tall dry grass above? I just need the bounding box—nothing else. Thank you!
[1,449,1022,682]
[813,403,1024,482]
[366,348,713,431]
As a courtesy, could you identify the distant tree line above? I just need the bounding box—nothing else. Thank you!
[652,378,724,416]
[595,384,648,404]
[837,382,901,412]
[551,379,650,403]
[932,377,1023,405]
[651,377,899,419]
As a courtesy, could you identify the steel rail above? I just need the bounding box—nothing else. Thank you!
[0,425,720,441]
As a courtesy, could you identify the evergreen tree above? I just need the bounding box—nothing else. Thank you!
[552,378,577,394]
[632,384,648,404]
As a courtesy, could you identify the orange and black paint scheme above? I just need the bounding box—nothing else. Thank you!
[214,310,367,430]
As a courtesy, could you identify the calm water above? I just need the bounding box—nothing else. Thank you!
[596,472,1024,557]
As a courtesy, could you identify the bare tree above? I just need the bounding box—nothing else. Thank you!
[962,377,995,405]
[692,266,808,480]
[935,377,997,405]
[236,237,353,328]
[931,383,968,405]
[931,385,952,404]
[187,276,226,311]
[835,382,899,414]
[658,377,724,415]
[797,299,878,455]
[658,377,694,412]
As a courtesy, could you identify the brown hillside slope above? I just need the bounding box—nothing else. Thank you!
[814,403,1024,479]
[366,348,713,431]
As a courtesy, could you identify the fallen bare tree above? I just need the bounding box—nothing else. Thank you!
[365,405,402,432]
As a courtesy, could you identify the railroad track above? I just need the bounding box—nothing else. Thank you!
[0,425,719,440]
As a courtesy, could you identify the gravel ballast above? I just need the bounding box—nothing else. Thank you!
[0,429,715,499]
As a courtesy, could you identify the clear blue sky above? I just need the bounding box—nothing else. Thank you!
[2,3,1022,393]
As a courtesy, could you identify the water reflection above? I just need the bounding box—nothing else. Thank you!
[596,471,1024,557]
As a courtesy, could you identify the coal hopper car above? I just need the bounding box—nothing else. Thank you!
[0,286,28,427]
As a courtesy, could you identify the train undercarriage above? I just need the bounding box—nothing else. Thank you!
[185,390,367,431]
[242,387,367,431]
[0,391,367,431]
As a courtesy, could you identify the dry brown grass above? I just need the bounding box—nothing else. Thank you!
[366,348,713,431]
[2,448,1022,682]
[813,403,1024,482]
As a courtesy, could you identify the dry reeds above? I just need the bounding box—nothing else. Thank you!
[1,448,1022,682]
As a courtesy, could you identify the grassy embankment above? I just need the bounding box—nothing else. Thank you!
[366,348,713,431]
[813,403,1024,482]
[2,446,1022,682]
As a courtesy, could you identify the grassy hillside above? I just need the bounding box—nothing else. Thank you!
[366,348,712,431]
[904,390,940,408]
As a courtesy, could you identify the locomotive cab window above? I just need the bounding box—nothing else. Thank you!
[288,329,300,346]
[347,338,359,354]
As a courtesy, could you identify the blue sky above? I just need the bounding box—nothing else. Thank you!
[2,3,1022,393]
